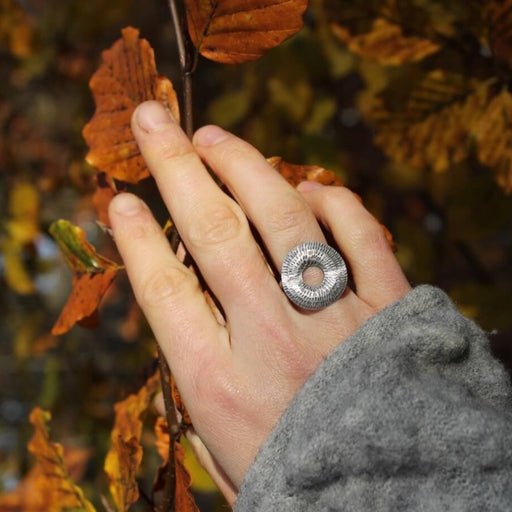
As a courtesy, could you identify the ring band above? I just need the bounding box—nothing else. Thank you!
[281,241,348,310]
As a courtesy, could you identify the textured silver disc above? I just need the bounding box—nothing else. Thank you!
[281,241,348,310]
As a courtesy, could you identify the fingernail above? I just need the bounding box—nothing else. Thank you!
[297,181,323,192]
[194,125,229,146]
[110,193,145,216]
[135,101,174,132]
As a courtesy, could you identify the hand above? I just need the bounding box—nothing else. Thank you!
[109,101,411,498]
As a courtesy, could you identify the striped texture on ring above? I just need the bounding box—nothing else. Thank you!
[281,241,348,310]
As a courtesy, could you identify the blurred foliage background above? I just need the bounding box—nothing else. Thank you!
[1,0,512,510]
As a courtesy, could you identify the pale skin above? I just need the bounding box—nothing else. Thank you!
[109,100,411,504]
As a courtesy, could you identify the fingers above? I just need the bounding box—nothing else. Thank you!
[131,102,282,316]
[298,183,411,307]
[193,125,327,268]
[108,192,230,385]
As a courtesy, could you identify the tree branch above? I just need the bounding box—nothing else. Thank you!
[155,6,200,508]
[168,0,197,138]
[156,345,181,512]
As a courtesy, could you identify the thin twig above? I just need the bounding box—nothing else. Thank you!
[155,5,199,509]
[156,221,182,512]
[168,0,187,69]
[168,0,197,138]
[157,345,181,512]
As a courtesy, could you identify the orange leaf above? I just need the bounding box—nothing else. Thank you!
[0,446,91,511]
[104,372,160,512]
[154,416,172,463]
[13,408,96,512]
[154,418,199,512]
[184,0,309,64]
[83,27,180,183]
[268,156,344,187]
[49,220,121,335]
[268,157,396,250]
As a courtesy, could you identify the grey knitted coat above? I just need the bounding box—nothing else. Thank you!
[235,286,512,511]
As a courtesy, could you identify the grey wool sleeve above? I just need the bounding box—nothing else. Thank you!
[234,286,512,511]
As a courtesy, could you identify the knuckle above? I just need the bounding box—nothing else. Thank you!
[322,186,355,209]
[188,204,245,248]
[159,143,198,168]
[216,143,249,169]
[137,265,197,310]
[126,216,162,242]
[350,220,389,252]
[267,194,310,236]
[146,128,199,167]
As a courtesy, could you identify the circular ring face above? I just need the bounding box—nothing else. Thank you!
[281,241,348,310]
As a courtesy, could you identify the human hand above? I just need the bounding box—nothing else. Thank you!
[109,101,411,497]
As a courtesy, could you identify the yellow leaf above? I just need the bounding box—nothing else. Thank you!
[104,372,160,512]
[331,17,440,65]
[2,237,36,294]
[1,181,40,294]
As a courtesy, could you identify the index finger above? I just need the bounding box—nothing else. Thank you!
[108,192,231,393]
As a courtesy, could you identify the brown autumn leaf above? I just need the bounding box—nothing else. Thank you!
[83,27,180,183]
[366,68,512,191]
[368,71,488,173]
[49,219,121,335]
[104,372,160,512]
[473,87,512,192]
[268,156,344,187]
[5,408,97,512]
[487,0,512,70]
[325,0,439,65]
[92,172,123,228]
[154,418,199,512]
[331,17,440,65]
[184,0,309,64]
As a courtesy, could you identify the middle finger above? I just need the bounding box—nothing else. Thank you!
[193,125,328,269]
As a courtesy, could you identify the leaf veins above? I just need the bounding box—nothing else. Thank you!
[184,0,309,64]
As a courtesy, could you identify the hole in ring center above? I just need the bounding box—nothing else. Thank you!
[302,265,324,287]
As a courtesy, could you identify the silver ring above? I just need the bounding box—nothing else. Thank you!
[281,241,348,310]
